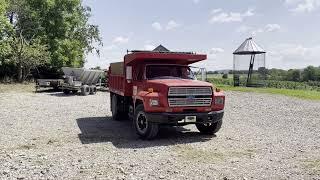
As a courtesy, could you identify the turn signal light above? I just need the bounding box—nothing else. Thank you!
[215,97,224,105]
[148,88,154,93]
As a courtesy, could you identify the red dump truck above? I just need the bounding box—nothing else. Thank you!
[108,47,225,139]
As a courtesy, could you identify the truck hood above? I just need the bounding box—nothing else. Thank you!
[147,79,213,87]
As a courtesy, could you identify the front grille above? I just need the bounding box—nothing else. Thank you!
[168,87,212,107]
[168,87,212,96]
[168,98,212,107]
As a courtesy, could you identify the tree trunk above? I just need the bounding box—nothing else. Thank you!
[17,63,23,82]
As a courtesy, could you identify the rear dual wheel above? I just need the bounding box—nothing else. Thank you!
[89,86,97,95]
[81,85,90,96]
[63,89,70,95]
[111,94,121,120]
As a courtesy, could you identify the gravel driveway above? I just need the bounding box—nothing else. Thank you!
[0,91,319,179]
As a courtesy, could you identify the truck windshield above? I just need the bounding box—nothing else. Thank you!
[146,65,195,80]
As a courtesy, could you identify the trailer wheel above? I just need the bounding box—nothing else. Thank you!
[89,86,97,95]
[81,85,90,96]
[111,94,122,120]
[134,104,159,140]
[196,120,223,135]
[63,89,70,95]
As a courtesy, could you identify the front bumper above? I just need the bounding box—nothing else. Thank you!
[145,110,224,125]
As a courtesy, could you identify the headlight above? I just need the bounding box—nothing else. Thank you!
[149,99,159,106]
[215,97,224,105]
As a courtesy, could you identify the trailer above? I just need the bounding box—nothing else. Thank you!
[61,67,104,96]
[35,79,64,91]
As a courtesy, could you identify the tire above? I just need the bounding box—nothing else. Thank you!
[63,89,70,95]
[72,90,78,94]
[196,120,223,135]
[81,85,90,96]
[89,86,97,95]
[111,94,121,121]
[134,104,159,140]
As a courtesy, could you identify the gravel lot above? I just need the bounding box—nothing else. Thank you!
[0,90,320,179]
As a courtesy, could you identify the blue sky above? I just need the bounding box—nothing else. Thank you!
[83,0,320,70]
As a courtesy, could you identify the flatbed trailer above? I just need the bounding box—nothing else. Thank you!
[35,79,64,91]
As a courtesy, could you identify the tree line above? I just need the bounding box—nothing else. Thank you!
[209,66,320,82]
[0,0,101,82]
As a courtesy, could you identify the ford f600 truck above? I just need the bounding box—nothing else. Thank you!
[108,47,225,139]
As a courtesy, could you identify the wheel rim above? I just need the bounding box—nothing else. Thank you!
[136,112,148,134]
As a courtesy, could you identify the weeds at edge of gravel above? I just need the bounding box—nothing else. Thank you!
[215,85,320,101]
[302,159,320,174]
[173,145,256,163]
[15,144,36,150]
[0,83,35,93]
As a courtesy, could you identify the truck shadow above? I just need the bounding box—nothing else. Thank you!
[76,116,215,148]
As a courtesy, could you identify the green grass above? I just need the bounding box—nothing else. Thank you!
[216,84,320,100]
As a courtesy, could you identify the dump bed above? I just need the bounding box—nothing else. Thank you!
[108,51,207,97]
[108,62,127,96]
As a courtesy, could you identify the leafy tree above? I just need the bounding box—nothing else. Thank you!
[3,0,50,81]
[302,66,319,81]
[8,36,50,81]
[0,0,101,82]
[27,0,102,68]
[286,69,301,82]
[222,74,228,79]
[267,68,287,81]
[0,0,12,59]
[91,66,101,70]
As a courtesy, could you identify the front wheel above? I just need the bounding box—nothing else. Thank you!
[134,104,159,140]
[196,120,223,135]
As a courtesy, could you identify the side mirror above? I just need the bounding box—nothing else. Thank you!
[126,66,133,82]
[200,68,207,82]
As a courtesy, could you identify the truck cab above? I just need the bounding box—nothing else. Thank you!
[108,47,225,139]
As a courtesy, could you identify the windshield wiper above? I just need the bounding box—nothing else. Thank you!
[149,76,182,80]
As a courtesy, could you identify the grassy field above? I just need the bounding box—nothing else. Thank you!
[217,84,320,100]
[0,83,35,93]
[1,82,320,100]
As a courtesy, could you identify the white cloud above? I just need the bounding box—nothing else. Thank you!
[166,20,180,30]
[211,8,222,14]
[268,43,320,69]
[104,44,117,51]
[209,48,225,54]
[143,44,156,50]
[237,24,281,35]
[209,9,254,23]
[236,25,253,33]
[207,48,225,59]
[265,24,281,32]
[152,20,181,31]
[112,36,129,44]
[193,0,200,4]
[285,0,320,13]
[152,22,163,31]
